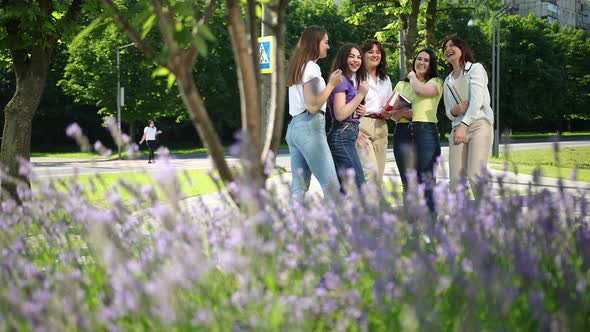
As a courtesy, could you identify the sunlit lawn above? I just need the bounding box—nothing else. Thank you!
[37,169,221,208]
[489,146,590,182]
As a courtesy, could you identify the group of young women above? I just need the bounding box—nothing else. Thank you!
[286,25,494,210]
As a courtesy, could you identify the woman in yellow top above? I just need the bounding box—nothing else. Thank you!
[391,49,443,212]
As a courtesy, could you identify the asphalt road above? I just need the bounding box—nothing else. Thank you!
[30,140,590,179]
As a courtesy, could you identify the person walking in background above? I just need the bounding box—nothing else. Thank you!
[391,49,443,211]
[139,119,162,164]
[442,35,494,196]
[356,39,392,184]
[285,25,343,201]
[327,43,369,191]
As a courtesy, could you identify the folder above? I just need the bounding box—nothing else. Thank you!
[447,74,470,105]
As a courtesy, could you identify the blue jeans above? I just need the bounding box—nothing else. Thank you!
[393,122,441,211]
[286,111,340,200]
[327,121,365,190]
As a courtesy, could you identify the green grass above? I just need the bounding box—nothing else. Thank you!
[31,144,293,159]
[37,169,221,208]
[505,131,590,139]
[489,146,590,182]
[31,151,108,158]
[31,148,208,159]
[388,131,590,141]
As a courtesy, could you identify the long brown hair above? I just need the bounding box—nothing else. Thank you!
[286,26,327,86]
[442,35,476,68]
[361,39,387,80]
[330,43,366,88]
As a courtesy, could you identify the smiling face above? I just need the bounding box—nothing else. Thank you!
[414,51,431,80]
[318,33,330,59]
[444,39,462,66]
[364,44,381,71]
[347,47,362,76]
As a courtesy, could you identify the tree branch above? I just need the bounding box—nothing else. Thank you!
[149,0,179,63]
[98,0,156,59]
[200,0,216,25]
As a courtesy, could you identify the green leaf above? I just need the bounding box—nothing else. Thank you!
[195,35,208,57]
[72,14,107,46]
[197,24,215,41]
[131,6,154,28]
[141,14,157,39]
[167,72,177,91]
[152,67,170,78]
[270,301,284,329]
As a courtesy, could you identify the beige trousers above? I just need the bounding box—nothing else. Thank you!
[357,117,389,183]
[448,119,493,192]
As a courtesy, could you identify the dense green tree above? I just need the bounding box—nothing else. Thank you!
[556,26,590,127]
[500,15,568,131]
[0,0,92,198]
[60,18,186,139]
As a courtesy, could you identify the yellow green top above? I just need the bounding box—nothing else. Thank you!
[393,77,443,123]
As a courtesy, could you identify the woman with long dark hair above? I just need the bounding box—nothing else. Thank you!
[285,26,342,201]
[326,43,369,190]
[356,39,392,184]
[391,49,443,211]
[442,36,494,197]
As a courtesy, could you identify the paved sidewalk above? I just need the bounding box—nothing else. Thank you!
[181,159,589,211]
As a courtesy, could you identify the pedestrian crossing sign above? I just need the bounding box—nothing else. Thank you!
[258,36,274,74]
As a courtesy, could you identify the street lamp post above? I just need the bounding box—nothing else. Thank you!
[116,42,135,159]
[491,3,511,158]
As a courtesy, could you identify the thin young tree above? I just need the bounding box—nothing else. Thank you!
[97,0,287,207]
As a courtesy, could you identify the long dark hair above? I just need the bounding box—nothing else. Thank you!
[361,39,387,80]
[330,43,366,87]
[286,26,327,86]
[404,49,439,82]
[442,35,476,68]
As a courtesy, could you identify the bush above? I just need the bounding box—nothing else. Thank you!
[1,147,589,331]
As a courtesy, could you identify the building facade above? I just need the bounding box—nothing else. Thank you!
[510,0,590,32]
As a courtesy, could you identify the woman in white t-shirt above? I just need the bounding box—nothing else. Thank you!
[139,119,162,163]
[285,25,343,201]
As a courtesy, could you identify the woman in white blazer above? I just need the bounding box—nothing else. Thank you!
[442,35,494,196]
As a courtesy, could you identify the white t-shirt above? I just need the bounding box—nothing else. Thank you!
[364,74,392,115]
[144,126,157,141]
[288,61,326,116]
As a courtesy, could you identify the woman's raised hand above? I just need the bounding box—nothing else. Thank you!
[358,80,369,96]
[328,69,343,87]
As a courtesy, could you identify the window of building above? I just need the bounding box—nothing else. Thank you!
[547,3,558,15]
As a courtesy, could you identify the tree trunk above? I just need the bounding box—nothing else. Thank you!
[174,67,234,185]
[402,0,420,73]
[225,0,265,186]
[424,0,437,49]
[261,0,288,161]
[225,0,262,152]
[1,47,51,199]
